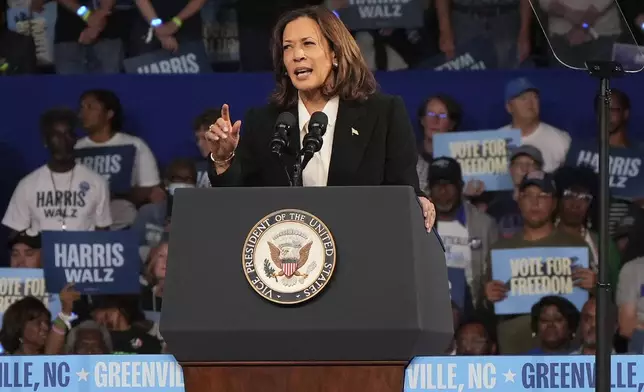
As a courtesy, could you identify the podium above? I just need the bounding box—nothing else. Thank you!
[161,186,452,392]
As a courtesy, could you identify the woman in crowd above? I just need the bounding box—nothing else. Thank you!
[65,320,113,355]
[416,94,462,194]
[142,235,168,313]
[554,165,621,289]
[205,5,436,230]
[525,296,580,355]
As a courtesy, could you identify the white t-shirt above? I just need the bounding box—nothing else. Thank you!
[502,122,571,173]
[2,164,113,232]
[437,220,473,288]
[75,132,160,188]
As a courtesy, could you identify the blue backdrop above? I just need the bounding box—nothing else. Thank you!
[1,69,643,265]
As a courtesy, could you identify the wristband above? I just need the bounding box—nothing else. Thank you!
[56,312,74,330]
[171,16,183,28]
[210,152,235,165]
[77,6,92,22]
[151,18,162,27]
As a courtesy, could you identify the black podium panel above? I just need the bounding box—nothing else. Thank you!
[161,186,452,362]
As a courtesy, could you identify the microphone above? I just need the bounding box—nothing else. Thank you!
[270,112,297,157]
[301,111,328,159]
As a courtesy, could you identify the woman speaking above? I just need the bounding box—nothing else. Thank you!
[205,6,436,230]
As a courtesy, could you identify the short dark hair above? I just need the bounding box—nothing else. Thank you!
[270,6,377,108]
[192,108,221,132]
[530,295,580,334]
[417,94,463,131]
[39,108,77,136]
[80,89,124,131]
[164,157,197,181]
[594,88,630,113]
[0,297,51,354]
[454,318,492,341]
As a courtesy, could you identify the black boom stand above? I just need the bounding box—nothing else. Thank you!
[586,60,624,392]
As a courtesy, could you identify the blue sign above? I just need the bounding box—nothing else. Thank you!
[0,354,184,391]
[75,145,136,194]
[612,43,644,72]
[405,356,643,391]
[447,267,466,310]
[433,129,521,191]
[123,41,212,74]
[566,140,644,199]
[491,247,589,315]
[41,231,139,295]
[0,268,61,329]
[334,0,424,30]
[195,160,211,188]
[418,35,497,71]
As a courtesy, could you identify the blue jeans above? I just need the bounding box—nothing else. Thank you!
[452,10,524,69]
[54,38,123,74]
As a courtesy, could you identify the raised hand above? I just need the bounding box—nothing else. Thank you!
[205,104,242,163]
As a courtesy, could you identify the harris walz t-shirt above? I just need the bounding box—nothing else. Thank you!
[55,0,133,43]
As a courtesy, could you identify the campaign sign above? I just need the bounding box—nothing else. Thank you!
[566,140,644,199]
[123,41,212,74]
[0,354,184,391]
[195,159,211,188]
[447,267,466,310]
[612,43,644,71]
[75,145,135,194]
[0,268,61,329]
[41,231,139,295]
[433,129,521,191]
[334,0,424,30]
[417,35,497,71]
[405,356,644,391]
[491,247,589,315]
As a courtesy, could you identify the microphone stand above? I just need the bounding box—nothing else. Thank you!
[291,151,303,187]
[586,60,624,392]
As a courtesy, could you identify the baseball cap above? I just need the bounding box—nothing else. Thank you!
[8,230,41,249]
[510,145,544,167]
[429,157,462,185]
[505,77,539,102]
[519,170,556,194]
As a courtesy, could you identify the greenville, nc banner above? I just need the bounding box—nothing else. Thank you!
[0,354,184,391]
[42,230,139,295]
[417,35,497,71]
[334,0,424,30]
[404,356,644,391]
[123,41,212,74]
[75,146,135,194]
[0,268,61,329]
[491,247,589,315]
[433,129,521,191]
[565,140,644,199]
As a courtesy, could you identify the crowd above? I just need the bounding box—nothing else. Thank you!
[2,0,644,75]
[1,0,644,362]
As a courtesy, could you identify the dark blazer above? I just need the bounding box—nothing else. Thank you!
[208,92,422,196]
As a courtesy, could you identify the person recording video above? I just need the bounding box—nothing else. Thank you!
[205,6,436,230]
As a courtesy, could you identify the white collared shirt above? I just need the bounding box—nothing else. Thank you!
[298,95,340,187]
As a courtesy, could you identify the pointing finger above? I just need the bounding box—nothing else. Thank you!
[221,104,231,124]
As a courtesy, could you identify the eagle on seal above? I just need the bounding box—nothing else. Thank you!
[267,241,313,279]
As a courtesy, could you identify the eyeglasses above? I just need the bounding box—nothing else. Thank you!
[427,111,449,120]
[563,189,593,202]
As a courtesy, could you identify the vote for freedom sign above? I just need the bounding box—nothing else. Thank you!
[75,145,135,194]
[41,230,139,295]
[433,129,521,191]
[0,268,61,329]
[404,355,644,391]
[491,247,589,315]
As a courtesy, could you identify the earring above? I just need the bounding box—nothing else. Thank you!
[333,61,338,67]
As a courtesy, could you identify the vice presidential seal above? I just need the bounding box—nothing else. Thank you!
[242,209,336,305]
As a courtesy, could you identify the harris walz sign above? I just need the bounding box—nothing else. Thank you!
[335,0,424,30]
[123,41,212,74]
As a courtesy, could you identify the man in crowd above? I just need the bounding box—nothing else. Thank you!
[9,230,41,268]
[2,108,112,234]
[429,157,499,316]
[571,297,616,355]
[487,145,543,239]
[501,78,571,172]
[483,170,590,353]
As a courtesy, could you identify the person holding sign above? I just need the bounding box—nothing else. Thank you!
[2,109,112,235]
[205,6,437,230]
[482,170,591,354]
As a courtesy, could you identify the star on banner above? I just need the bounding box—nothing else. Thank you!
[503,369,516,383]
[77,368,89,382]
